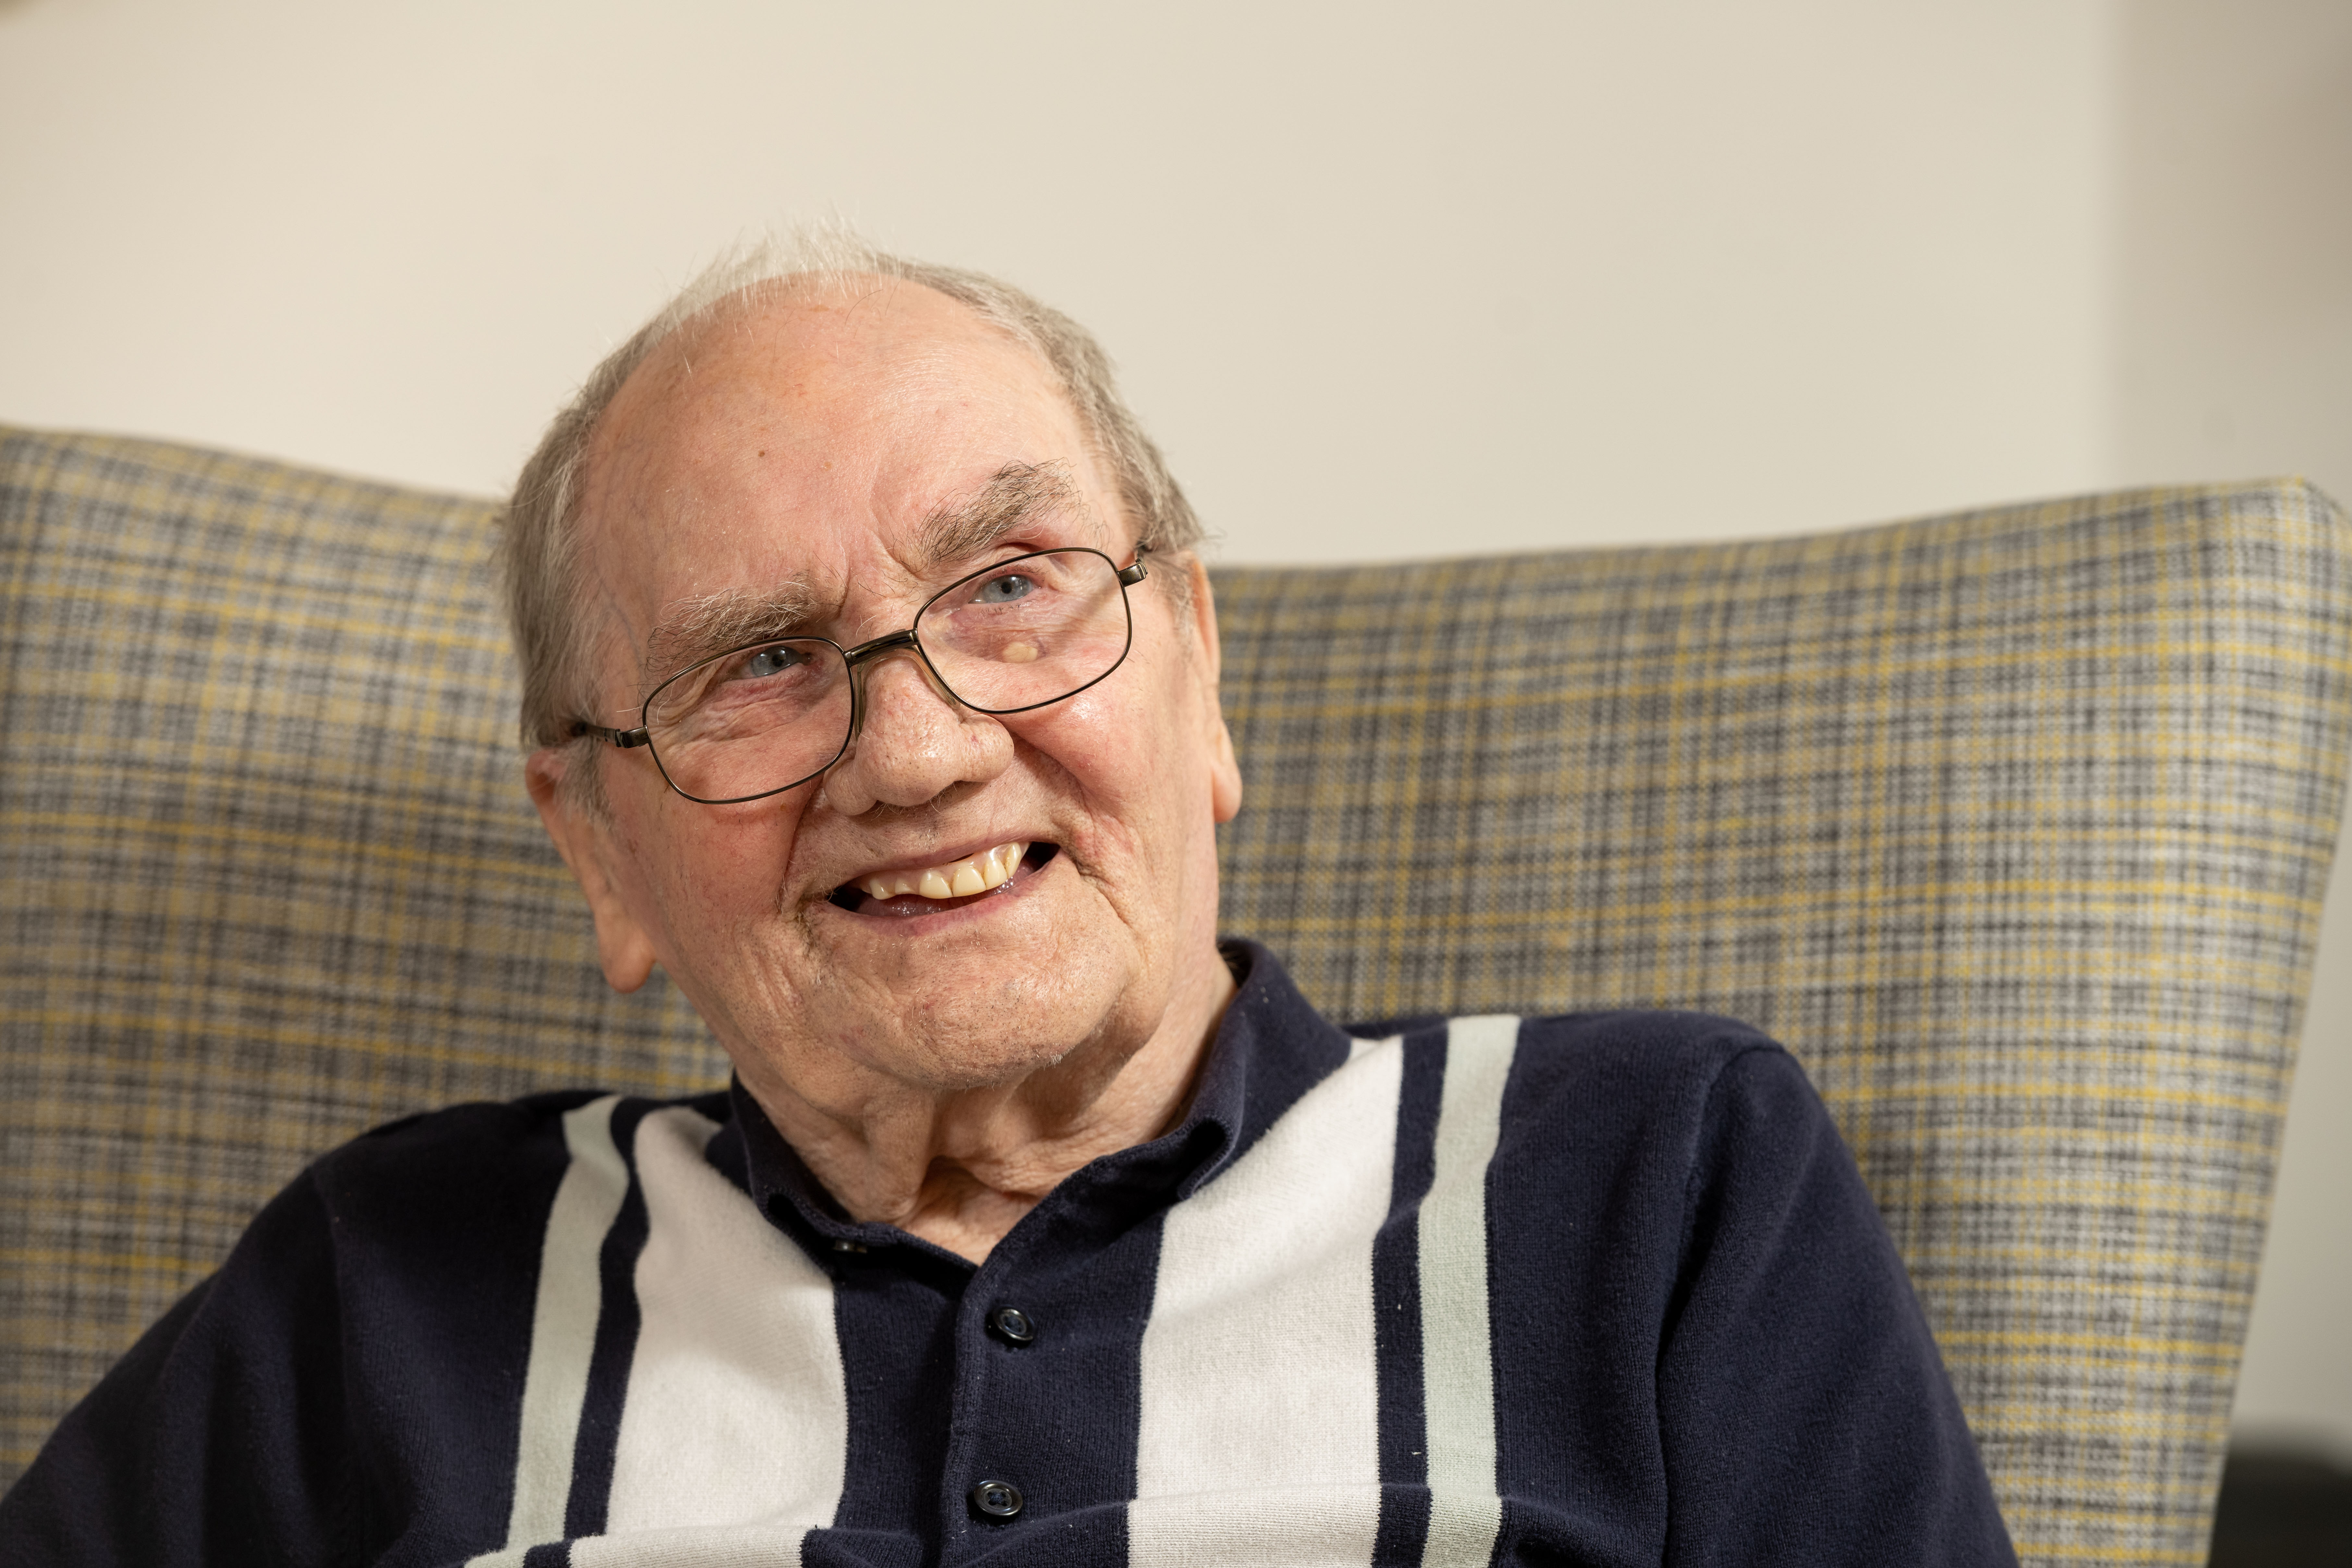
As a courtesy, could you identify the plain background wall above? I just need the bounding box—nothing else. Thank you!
[2,0,2346,1453]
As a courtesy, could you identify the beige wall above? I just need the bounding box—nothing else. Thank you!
[1,0,2345,1451]
[0,0,2119,548]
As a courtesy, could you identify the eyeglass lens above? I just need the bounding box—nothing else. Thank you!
[641,548,1134,803]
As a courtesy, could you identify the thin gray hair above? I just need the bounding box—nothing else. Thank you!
[497,227,1205,798]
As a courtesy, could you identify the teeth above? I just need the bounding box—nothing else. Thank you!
[860,841,1028,904]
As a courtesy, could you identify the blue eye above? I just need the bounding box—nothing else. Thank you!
[743,645,810,678]
[973,573,1036,605]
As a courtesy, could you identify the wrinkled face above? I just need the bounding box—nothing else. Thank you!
[534,278,1241,1111]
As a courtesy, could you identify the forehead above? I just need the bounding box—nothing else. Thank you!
[575,278,1107,647]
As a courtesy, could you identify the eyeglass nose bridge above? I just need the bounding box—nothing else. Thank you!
[835,626,953,746]
[841,626,922,667]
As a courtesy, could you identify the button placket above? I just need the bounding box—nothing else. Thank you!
[949,1257,1048,1541]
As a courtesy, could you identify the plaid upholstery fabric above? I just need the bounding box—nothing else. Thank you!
[1212,494,2352,1565]
[2,425,2346,1564]
[0,429,727,1480]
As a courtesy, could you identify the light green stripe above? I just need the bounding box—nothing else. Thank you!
[1419,1014,1518,1565]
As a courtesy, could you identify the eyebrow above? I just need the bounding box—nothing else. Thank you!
[915,461,1096,571]
[641,579,824,690]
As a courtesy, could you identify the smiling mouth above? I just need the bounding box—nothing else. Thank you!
[828,842,1059,917]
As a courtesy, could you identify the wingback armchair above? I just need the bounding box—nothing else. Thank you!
[3,424,2346,1566]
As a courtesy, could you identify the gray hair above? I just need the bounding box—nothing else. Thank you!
[498,229,1204,777]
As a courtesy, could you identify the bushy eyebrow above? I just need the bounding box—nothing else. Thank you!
[916,461,1096,571]
[641,580,823,690]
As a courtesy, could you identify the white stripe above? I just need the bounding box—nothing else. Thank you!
[567,1524,803,1566]
[1418,1015,1517,1566]
[479,1093,630,1563]
[1130,1036,1406,1568]
[595,1105,847,1541]
[1129,1486,1395,1568]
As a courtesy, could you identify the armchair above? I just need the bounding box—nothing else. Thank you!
[2,424,2344,1565]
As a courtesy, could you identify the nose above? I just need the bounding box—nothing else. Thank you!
[817,643,1013,814]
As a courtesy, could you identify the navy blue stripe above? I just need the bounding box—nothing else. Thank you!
[827,1241,965,1558]
[929,1187,1172,1565]
[562,1097,658,1540]
[520,1541,570,1568]
[1370,1026,1447,1567]
[1482,1013,1746,1563]
[329,1091,600,1559]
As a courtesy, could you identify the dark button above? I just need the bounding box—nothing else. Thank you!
[830,1239,867,1254]
[969,1479,1024,1519]
[989,1306,1037,1345]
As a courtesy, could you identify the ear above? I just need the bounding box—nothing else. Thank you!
[526,747,660,993]
[1182,555,1245,825]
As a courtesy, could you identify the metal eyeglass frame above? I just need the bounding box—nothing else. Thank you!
[571,543,1151,805]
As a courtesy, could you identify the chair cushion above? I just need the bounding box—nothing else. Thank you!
[3,423,2347,1565]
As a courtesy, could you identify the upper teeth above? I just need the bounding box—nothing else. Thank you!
[861,841,1028,903]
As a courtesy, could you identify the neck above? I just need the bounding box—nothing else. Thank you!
[744,949,1238,1263]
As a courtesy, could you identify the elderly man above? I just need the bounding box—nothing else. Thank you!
[1,242,2015,1566]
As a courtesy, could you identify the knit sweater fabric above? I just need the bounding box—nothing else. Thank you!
[0,942,2015,1566]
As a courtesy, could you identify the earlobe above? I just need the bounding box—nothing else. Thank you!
[1210,717,1243,824]
[525,749,660,994]
[586,893,659,995]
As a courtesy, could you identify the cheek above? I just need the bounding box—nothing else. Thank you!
[1020,673,1210,839]
[629,793,814,933]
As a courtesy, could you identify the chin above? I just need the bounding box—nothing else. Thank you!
[836,957,1162,1097]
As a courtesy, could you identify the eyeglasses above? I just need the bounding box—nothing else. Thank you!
[573,545,1151,804]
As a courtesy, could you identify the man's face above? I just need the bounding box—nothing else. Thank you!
[533,278,1242,1116]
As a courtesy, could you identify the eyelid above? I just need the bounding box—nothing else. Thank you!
[965,544,1094,586]
[724,632,823,662]
[949,556,1030,589]
[666,635,812,694]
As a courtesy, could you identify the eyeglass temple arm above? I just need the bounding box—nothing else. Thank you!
[575,722,652,749]
[1118,543,1150,587]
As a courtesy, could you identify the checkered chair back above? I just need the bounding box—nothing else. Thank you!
[3,424,2346,1565]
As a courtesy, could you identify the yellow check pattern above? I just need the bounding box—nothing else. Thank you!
[2,425,2346,1565]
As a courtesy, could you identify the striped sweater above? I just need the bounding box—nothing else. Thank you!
[0,943,2014,1566]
